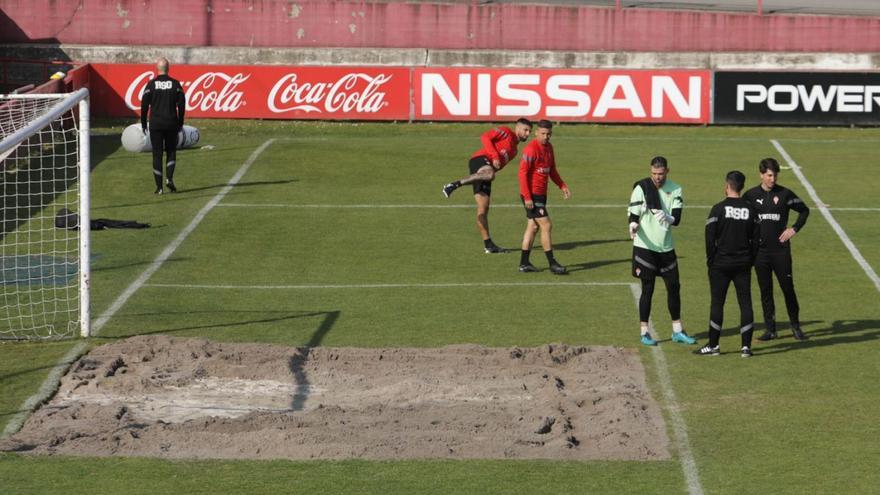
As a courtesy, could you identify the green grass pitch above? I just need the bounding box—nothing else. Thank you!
[1,120,879,494]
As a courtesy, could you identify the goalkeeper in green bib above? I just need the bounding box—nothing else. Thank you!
[628,156,697,347]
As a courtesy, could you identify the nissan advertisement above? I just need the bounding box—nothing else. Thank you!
[89,65,711,124]
[714,71,880,125]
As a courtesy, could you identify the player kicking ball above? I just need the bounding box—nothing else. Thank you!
[517,120,570,275]
[442,118,532,253]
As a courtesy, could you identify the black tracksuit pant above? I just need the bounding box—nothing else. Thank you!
[708,264,754,348]
[150,129,178,189]
[754,249,799,332]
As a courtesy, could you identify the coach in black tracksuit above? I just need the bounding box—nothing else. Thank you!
[695,171,760,357]
[141,57,185,194]
[743,158,810,342]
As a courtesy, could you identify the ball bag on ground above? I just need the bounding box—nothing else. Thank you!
[121,124,201,152]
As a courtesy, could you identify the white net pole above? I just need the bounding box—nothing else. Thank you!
[0,88,90,340]
[78,96,91,338]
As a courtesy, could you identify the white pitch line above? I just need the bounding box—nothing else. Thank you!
[217,203,872,211]
[771,139,880,293]
[218,203,632,209]
[145,281,632,290]
[1,139,276,439]
[217,203,714,209]
[629,283,704,495]
[823,207,880,212]
[278,135,880,144]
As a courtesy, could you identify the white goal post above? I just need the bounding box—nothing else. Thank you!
[0,88,90,339]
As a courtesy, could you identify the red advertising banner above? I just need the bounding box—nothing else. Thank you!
[89,64,411,120]
[87,65,710,124]
[414,68,711,124]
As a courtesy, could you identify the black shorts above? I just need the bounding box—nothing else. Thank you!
[521,194,548,219]
[632,246,678,279]
[468,156,493,196]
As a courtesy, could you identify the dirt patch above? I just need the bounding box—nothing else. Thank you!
[0,335,670,460]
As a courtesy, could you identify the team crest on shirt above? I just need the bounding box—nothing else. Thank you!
[635,267,641,276]
[773,196,779,204]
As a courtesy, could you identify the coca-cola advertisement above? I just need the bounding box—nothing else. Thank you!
[414,68,710,124]
[89,64,411,120]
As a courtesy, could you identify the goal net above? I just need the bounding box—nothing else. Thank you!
[0,88,90,340]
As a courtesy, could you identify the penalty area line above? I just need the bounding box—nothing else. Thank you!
[771,139,880,293]
[629,283,704,495]
[216,203,874,211]
[144,281,633,290]
[1,139,277,439]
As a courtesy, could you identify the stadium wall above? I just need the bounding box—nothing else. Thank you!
[3,0,880,53]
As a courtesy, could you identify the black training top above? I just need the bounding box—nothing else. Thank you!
[705,197,759,269]
[141,74,186,131]
[743,184,809,251]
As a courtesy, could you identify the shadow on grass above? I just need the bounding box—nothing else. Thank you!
[91,179,295,211]
[90,256,189,273]
[0,361,73,384]
[690,320,823,341]
[566,258,630,273]
[553,238,628,252]
[91,309,335,339]
[753,319,880,356]
[178,178,298,194]
[91,192,221,211]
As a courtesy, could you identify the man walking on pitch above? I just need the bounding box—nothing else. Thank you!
[695,171,760,357]
[442,118,532,253]
[743,158,810,341]
[628,156,696,346]
[517,120,570,275]
[141,57,186,195]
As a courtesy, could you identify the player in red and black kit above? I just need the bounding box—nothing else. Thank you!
[517,120,570,274]
[694,171,760,357]
[743,158,810,341]
[141,57,186,195]
[442,118,532,253]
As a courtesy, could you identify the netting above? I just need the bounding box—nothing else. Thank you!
[0,93,84,340]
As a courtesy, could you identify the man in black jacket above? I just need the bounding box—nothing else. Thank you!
[141,57,186,194]
[695,171,760,358]
[743,158,810,341]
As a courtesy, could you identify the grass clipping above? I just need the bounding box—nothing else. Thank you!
[1,335,670,460]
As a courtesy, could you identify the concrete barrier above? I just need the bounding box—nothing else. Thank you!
[2,44,879,71]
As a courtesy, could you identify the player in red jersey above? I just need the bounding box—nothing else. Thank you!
[517,120,571,274]
[442,118,533,253]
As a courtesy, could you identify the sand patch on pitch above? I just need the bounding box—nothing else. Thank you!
[1,335,670,460]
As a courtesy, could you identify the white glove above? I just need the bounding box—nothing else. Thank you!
[628,222,639,240]
[653,209,674,226]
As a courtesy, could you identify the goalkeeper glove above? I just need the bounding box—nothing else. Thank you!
[653,209,675,226]
[628,222,639,240]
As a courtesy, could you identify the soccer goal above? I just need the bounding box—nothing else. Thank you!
[0,88,90,339]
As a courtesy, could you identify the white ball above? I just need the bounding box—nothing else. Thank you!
[121,124,149,153]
